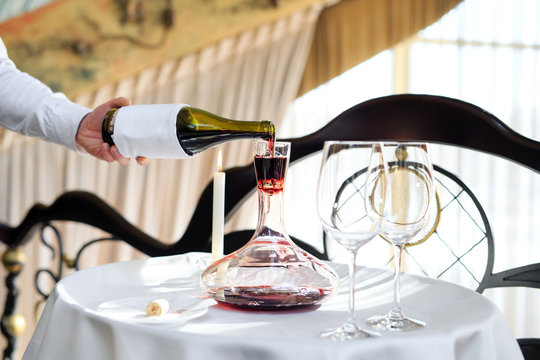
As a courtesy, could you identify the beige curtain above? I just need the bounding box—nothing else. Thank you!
[298,0,462,96]
[0,4,324,357]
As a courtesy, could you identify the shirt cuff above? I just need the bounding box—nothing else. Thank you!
[42,94,91,152]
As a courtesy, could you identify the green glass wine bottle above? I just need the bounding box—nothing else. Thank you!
[102,104,275,158]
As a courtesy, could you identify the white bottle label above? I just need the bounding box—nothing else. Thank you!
[112,104,191,159]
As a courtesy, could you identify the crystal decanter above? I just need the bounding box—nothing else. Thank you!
[200,141,339,309]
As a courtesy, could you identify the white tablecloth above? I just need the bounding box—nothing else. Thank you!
[23,253,523,360]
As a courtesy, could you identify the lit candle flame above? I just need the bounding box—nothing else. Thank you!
[217,150,223,172]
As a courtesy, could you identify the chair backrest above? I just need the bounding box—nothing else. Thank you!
[288,94,539,171]
[2,93,538,271]
[220,93,540,359]
[7,94,537,276]
[0,94,538,359]
[226,94,540,290]
[181,93,540,292]
[279,94,539,360]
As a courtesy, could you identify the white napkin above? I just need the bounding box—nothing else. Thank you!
[112,104,191,158]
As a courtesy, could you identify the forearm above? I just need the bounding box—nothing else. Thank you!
[0,45,90,151]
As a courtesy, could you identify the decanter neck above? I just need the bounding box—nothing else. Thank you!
[253,189,288,240]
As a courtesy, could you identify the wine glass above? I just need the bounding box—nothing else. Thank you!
[367,143,435,331]
[317,141,386,340]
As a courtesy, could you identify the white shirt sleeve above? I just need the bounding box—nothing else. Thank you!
[0,36,91,151]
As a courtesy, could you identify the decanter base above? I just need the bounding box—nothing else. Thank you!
[207,285,333,310]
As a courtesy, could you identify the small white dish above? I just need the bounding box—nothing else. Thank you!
[97,293,216,326]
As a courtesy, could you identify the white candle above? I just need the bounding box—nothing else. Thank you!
[212,151,225,261]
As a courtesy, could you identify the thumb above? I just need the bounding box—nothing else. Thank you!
[106,97,131,109]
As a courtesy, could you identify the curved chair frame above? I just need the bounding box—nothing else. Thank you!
[1,94,539,359]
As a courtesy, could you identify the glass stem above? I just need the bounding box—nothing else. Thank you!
[347,249,358,323]
[390,243,405,320]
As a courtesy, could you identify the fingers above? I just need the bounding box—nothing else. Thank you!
[107,97,131,109]
[102,145,148,166]
[136,156,150,166]
[101,143,116,162]
[110,146,130,165]
[100,144,126,164]
[93,97,132,122]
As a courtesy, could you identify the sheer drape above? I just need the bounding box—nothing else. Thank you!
[409,0,540,340]
[0,5,324,357]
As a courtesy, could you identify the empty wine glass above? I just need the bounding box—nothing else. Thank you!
[317,141,386,340]
[367,143,435,331]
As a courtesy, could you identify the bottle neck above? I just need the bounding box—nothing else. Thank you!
[176,106,275,156]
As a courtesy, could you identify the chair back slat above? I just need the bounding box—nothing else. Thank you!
[286,94,540,173]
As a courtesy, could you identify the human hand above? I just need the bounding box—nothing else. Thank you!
[75,97,149,165]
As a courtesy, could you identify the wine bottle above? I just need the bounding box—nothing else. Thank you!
[102,104,275,158]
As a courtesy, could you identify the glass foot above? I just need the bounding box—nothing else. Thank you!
[320,320,378,340]
[367,313,425,332]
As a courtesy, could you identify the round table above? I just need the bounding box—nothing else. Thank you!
[23,253,523,360]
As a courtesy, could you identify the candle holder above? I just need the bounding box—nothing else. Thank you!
[200,141,339,309]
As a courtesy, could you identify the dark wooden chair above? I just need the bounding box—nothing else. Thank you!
[1,94,539,359]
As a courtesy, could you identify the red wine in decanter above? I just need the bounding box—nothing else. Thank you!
[212,286,333,309]
[254,155,287,195]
